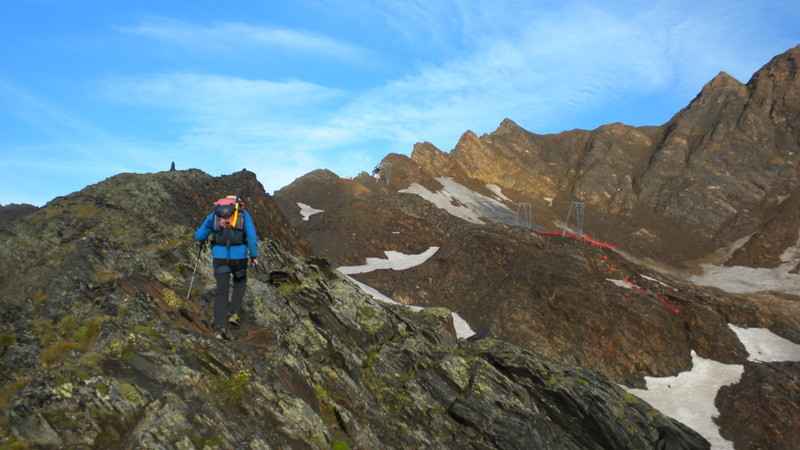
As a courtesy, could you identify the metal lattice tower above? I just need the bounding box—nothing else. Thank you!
[515,202,532,229]
[562,202,586,238]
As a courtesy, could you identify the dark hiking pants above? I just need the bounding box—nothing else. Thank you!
[213,258,248,329]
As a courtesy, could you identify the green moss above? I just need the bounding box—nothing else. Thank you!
[93,268,121,284]
[359,306,378,318]
[624,392,641,404]
[204,439,223,447]
[574,377,590,385]
[95,383,109,395]
[544,377,561,390]
[331,440,351,450]
[118,382,142,404]
[133,325,161,340]
[277,282,300,297]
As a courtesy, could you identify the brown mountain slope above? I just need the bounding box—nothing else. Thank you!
[273,44,800,449]
[405,44,800,268]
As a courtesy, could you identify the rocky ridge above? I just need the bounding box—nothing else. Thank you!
[404,45,800,268]
[0,169,710,448]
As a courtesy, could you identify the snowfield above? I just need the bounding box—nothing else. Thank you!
[689,230,800,296]
[297,202,324,221]
[400,177,518,224]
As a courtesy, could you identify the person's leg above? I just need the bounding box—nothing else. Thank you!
[213,259,232,332]
[229,258,248,322]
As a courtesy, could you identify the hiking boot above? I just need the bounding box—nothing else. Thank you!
[228,313,241,327]
[214,327,228,341]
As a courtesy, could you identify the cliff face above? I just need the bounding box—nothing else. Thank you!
[409,45,800,267]
[0,170,709,448]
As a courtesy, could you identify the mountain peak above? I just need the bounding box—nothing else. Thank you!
[496,118,522,133]
[704,71,745,91]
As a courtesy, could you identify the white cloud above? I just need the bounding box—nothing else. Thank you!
[102,73,345,118]
[123,17,371,62]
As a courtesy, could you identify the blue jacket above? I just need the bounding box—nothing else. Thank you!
[194,209,259,260]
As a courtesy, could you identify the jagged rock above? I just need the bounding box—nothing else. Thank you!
[404,45,800,267]
[716,361,800,449]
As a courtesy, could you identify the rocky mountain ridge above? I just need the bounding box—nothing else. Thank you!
[400,44,800,268]
[0,169,714,448]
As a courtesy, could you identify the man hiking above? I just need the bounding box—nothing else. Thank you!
[194,195,259,340]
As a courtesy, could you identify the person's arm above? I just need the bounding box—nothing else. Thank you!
[194,212,215,242]
[244,212,259,262]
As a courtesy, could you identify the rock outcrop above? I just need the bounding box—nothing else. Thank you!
[0,203,38,229]
[0,169,710,448]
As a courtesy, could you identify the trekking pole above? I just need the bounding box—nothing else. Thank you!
[186,241,206,300]
[250,258,262,279]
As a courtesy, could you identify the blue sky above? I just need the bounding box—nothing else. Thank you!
[1,0,798,206]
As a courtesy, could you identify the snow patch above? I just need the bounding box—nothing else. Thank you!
[728,324,800,362]
[625,351,743,450]
[399,183,483,224]
[624,325,800,449]
[605,278,631,289]
[340,248,476,339]
[486,184,511,202]
[400,177,518,224]
[297,202,324,221]
[339,247,439,274]
[689,230,800,296]
[640,274,671,288]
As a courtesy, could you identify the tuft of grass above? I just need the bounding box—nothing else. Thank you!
[161,288,183,309]
[0,378,30,408]
[39,316,107,367]
[41,341,83,365]
[210,369,252,405]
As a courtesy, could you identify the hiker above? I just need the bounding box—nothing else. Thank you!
[194,195,259,340]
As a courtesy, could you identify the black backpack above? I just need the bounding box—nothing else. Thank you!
[212,197,246,248]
